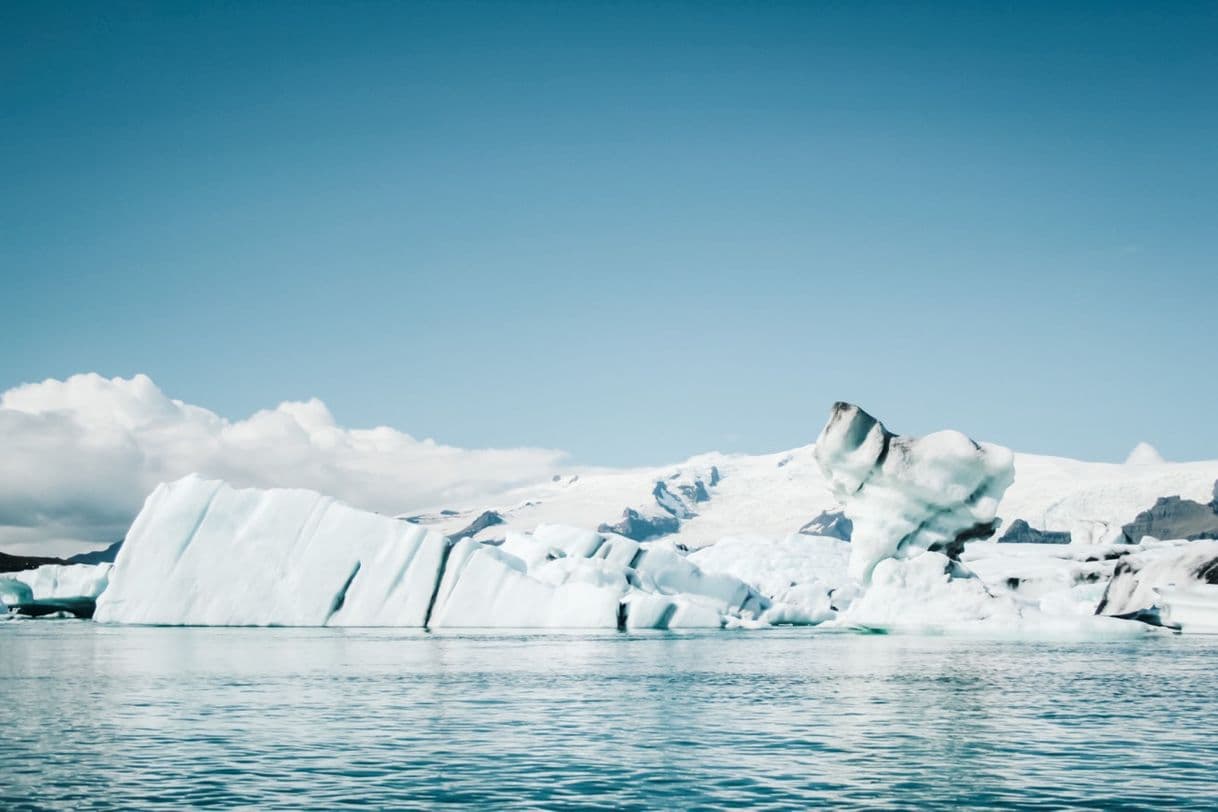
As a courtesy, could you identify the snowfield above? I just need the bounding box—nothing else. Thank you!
[5,403,1218,635]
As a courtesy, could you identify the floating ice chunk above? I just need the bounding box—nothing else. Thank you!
[9,563,112,600]
[813,402,1015,583]
[689,534,848,625]
[1096,540,1218,627]
[0,578,34,607]
[1,563,113,619]
[631,540,758,616]
[835,552,1020,630]
[531,556,630,592]
[96,476,449,626]
[834,551,1145,637]
[621,592,724,629]
[532,524,605,558]
[427,539,625,628]
[1159,585,1218,634]
[95,477,763,629]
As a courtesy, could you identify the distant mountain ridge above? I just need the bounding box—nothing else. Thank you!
[0,540,122,573]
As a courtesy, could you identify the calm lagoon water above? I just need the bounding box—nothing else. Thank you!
[3,623,1218,810]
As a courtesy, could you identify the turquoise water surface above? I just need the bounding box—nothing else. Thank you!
[3,623,1217,809]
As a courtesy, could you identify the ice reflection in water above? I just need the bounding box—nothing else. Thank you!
[3,624,1218,809]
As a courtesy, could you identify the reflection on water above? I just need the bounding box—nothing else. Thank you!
[3,623,1218,809]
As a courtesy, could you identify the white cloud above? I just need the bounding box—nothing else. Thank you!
[0,373,570,555]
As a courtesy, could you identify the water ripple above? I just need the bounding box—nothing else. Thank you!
[2,625,1218,809]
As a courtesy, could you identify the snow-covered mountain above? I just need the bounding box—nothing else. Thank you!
[401,438,1218,554]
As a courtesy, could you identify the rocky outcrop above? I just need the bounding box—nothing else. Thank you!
[598,508,680,541]
[65,540,123,565]
[0,540,123,574]
[597,466,721,542]
[447,510,505,542]
[997,519,1072,545]
[799,510,853,541]
[1120,481,1218,544]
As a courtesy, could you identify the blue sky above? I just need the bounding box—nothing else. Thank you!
[4,1,1216,465]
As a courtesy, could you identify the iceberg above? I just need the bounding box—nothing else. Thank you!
[1096,540,1218,632]
[1,563,111,618]
[689,534,849,625]
[33,400,1218,637]
[95,476,763,628]
[813,402,1015,583]
[95,476,449,626]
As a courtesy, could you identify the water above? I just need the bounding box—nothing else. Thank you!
[3,623,1217,809]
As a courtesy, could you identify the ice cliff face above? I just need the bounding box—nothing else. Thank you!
[812,402,1015,583]
[94,475,766,629]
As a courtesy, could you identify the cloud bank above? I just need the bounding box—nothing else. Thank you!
[0,374,570,555]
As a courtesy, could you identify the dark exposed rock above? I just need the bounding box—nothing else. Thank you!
[598,509,680,542]
[1120,481,1218,544]
[0,552,71,573]
[651,481,695,519]
[676,480,711,504]
[0,541,118,571]
[448,510,506,542]
[65,540,123,565]
[598,467,720,542]
[799,510,853,541]
[998,519,1072,545]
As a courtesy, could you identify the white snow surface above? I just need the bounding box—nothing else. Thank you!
[401,441,1217,561]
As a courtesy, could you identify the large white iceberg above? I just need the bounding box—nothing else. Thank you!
[95,476,762,628]
[96,476,448,626]
[813,402,1015,583]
